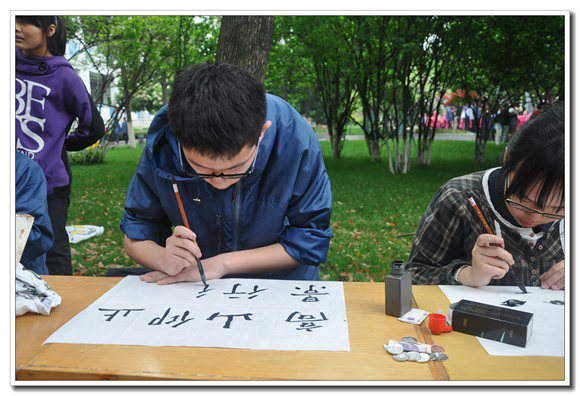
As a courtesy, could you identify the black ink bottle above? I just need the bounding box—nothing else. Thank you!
[385,260,412,317]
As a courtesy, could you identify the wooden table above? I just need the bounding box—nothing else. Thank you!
[14,276,565,382]
[413,286,566,382]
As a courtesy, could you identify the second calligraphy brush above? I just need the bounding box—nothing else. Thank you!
[170,176,207,287]
[466,194,527,293]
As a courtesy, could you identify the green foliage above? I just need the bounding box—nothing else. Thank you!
[266,16,325,123]
[453,15,564,108]
[267,15,564,167]
[126,83,164,114]
[290,16,359,158]
[68,146,105,166]
[64,15,219,136]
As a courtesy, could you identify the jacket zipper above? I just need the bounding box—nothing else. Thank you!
[215,214,222,255]
[232,182,242,251]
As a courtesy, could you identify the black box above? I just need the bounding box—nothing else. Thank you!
[451,299,533,348]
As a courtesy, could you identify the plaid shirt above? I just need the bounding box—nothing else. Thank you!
[406,170,564,286]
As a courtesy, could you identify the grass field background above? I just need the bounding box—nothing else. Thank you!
[68,138,506,280]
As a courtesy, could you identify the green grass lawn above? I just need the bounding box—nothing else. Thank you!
[68,145,144,276]
[68,139,505,279]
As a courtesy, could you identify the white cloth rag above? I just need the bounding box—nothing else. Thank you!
[16,263,62,316]
[66,225,105,243]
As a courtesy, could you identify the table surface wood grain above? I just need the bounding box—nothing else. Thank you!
[14,276,565,382]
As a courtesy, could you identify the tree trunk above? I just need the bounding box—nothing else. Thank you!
[331,136,342,159]
[303,97,311,118]
[393,138,400,173]
[366,137,381,163]
[215,16,276,84]
[426,138,433,165]
[403,138,412,174]
[386,126,413,174]
[385,138,395,174]
[160,74,169,106]
[416,140,428,166]
[475,111,491,163]
[125,100,136,149]
[329,125,342,158]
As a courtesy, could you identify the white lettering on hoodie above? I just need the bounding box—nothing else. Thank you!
[15,77,51,155]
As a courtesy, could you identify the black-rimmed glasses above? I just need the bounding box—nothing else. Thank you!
[178,140,260,179]
[504,173,565,220]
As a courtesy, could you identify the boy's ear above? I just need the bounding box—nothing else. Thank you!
[260,121,272,141]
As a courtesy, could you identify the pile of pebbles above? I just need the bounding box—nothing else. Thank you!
[384,336,449,363]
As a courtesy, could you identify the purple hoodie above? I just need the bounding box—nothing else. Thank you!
[15,49,104,197]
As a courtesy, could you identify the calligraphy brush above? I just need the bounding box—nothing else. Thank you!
[466,194,527,293]
[170,176,207,287]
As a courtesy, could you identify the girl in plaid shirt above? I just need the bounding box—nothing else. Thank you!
[406,104,564,290]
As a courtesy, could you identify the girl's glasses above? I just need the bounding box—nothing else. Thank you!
[504,174,564,220]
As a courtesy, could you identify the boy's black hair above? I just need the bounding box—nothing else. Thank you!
[16,16,67,57]
[167,62,267,160]
[503,102,565,211]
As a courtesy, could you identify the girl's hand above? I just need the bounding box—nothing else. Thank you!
[459,234,515,286]
[539,260,565,290]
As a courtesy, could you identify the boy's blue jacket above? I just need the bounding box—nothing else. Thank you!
[120,95,333,280]
[16,152,53,275]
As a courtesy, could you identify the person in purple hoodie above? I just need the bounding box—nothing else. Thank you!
[15,16,105,275]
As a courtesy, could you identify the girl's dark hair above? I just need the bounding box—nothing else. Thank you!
[17,16,67,57]
[167,62,267,159]
[503,102,565,211]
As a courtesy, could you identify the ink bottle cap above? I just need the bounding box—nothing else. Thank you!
[390,260,406,276]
